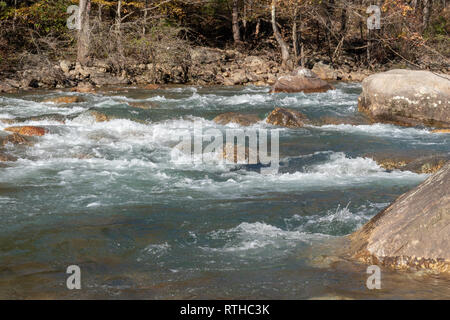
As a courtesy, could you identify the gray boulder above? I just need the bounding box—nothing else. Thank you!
[358,69,450,128]
[349,161,450,273]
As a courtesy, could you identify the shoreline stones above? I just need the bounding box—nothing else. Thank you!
[72,82,95,93]
[271,68,335,93]
[349,161,450,273]
[358,69,450,128]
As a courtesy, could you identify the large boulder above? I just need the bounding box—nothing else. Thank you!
[266,107,309,128]
[213,112,261,126]
[358,69,450,128]
[349,161,450,273]
[271,68,334,93]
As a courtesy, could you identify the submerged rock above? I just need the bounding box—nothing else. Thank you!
[2,114,66,124]
[349,161,450,273]
[43,96,84,104]
[432,129,450,133]
[266,107,309,128]
[317,116,371,126]
[0,118,19,125]
[0,151,18,162]
[271,68,334,93]
[4,126,47,136]
[89,111,111,122]
[128,101,158,110]
[222,142,258,164]
[144,84,161,90]
[358,69,450,128]
[0,133,32,146]
[371,154,449,174]
[213,112,261,126]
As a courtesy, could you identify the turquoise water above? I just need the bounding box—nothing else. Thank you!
[0,84,449,299]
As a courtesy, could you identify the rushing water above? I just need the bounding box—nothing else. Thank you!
[0,83,449,299]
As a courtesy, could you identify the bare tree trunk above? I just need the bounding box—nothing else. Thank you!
[413,0,423,12]
[340,6,347,34]
[116,0,122,34]
[422,0,432,31]
[292,6,302,67]
[116,0,123,60]
[232,0,241,44]
[255,19,260,38]
[77,0,91,66]
[293,19,298,64]
[13,0,17,31]
[98,4,102,22]
[359,0,364,41]
[271,0,290,68]
[300,43,305,68]
[143,0,148,35]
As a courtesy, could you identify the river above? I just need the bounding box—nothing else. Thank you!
[0,83,449,299]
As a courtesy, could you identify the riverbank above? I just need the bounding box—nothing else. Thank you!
[3,46,448,94]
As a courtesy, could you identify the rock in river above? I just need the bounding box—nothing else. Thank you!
[0,151,17,162]
[43,96,84,104]
[0,133,32,146]
[271,68,334,93]
[266,108,309,128]
[213,112,261,126]
[349,161,450,273]
[358,69,450,128]
[4,126,47,136]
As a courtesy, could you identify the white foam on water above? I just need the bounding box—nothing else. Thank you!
[171,152,427,197]
[138,242,171,261]
[312,123,432,138]
[202,222,329,253]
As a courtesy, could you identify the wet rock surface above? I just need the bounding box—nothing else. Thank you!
[349,161,450,273]
[271,68,335,93]
[266,107,309,128]
[43,96,84,104]
[368,153,450,174]
[213,112,261,126]
[4,126,47,136]
[358,69,450,128]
